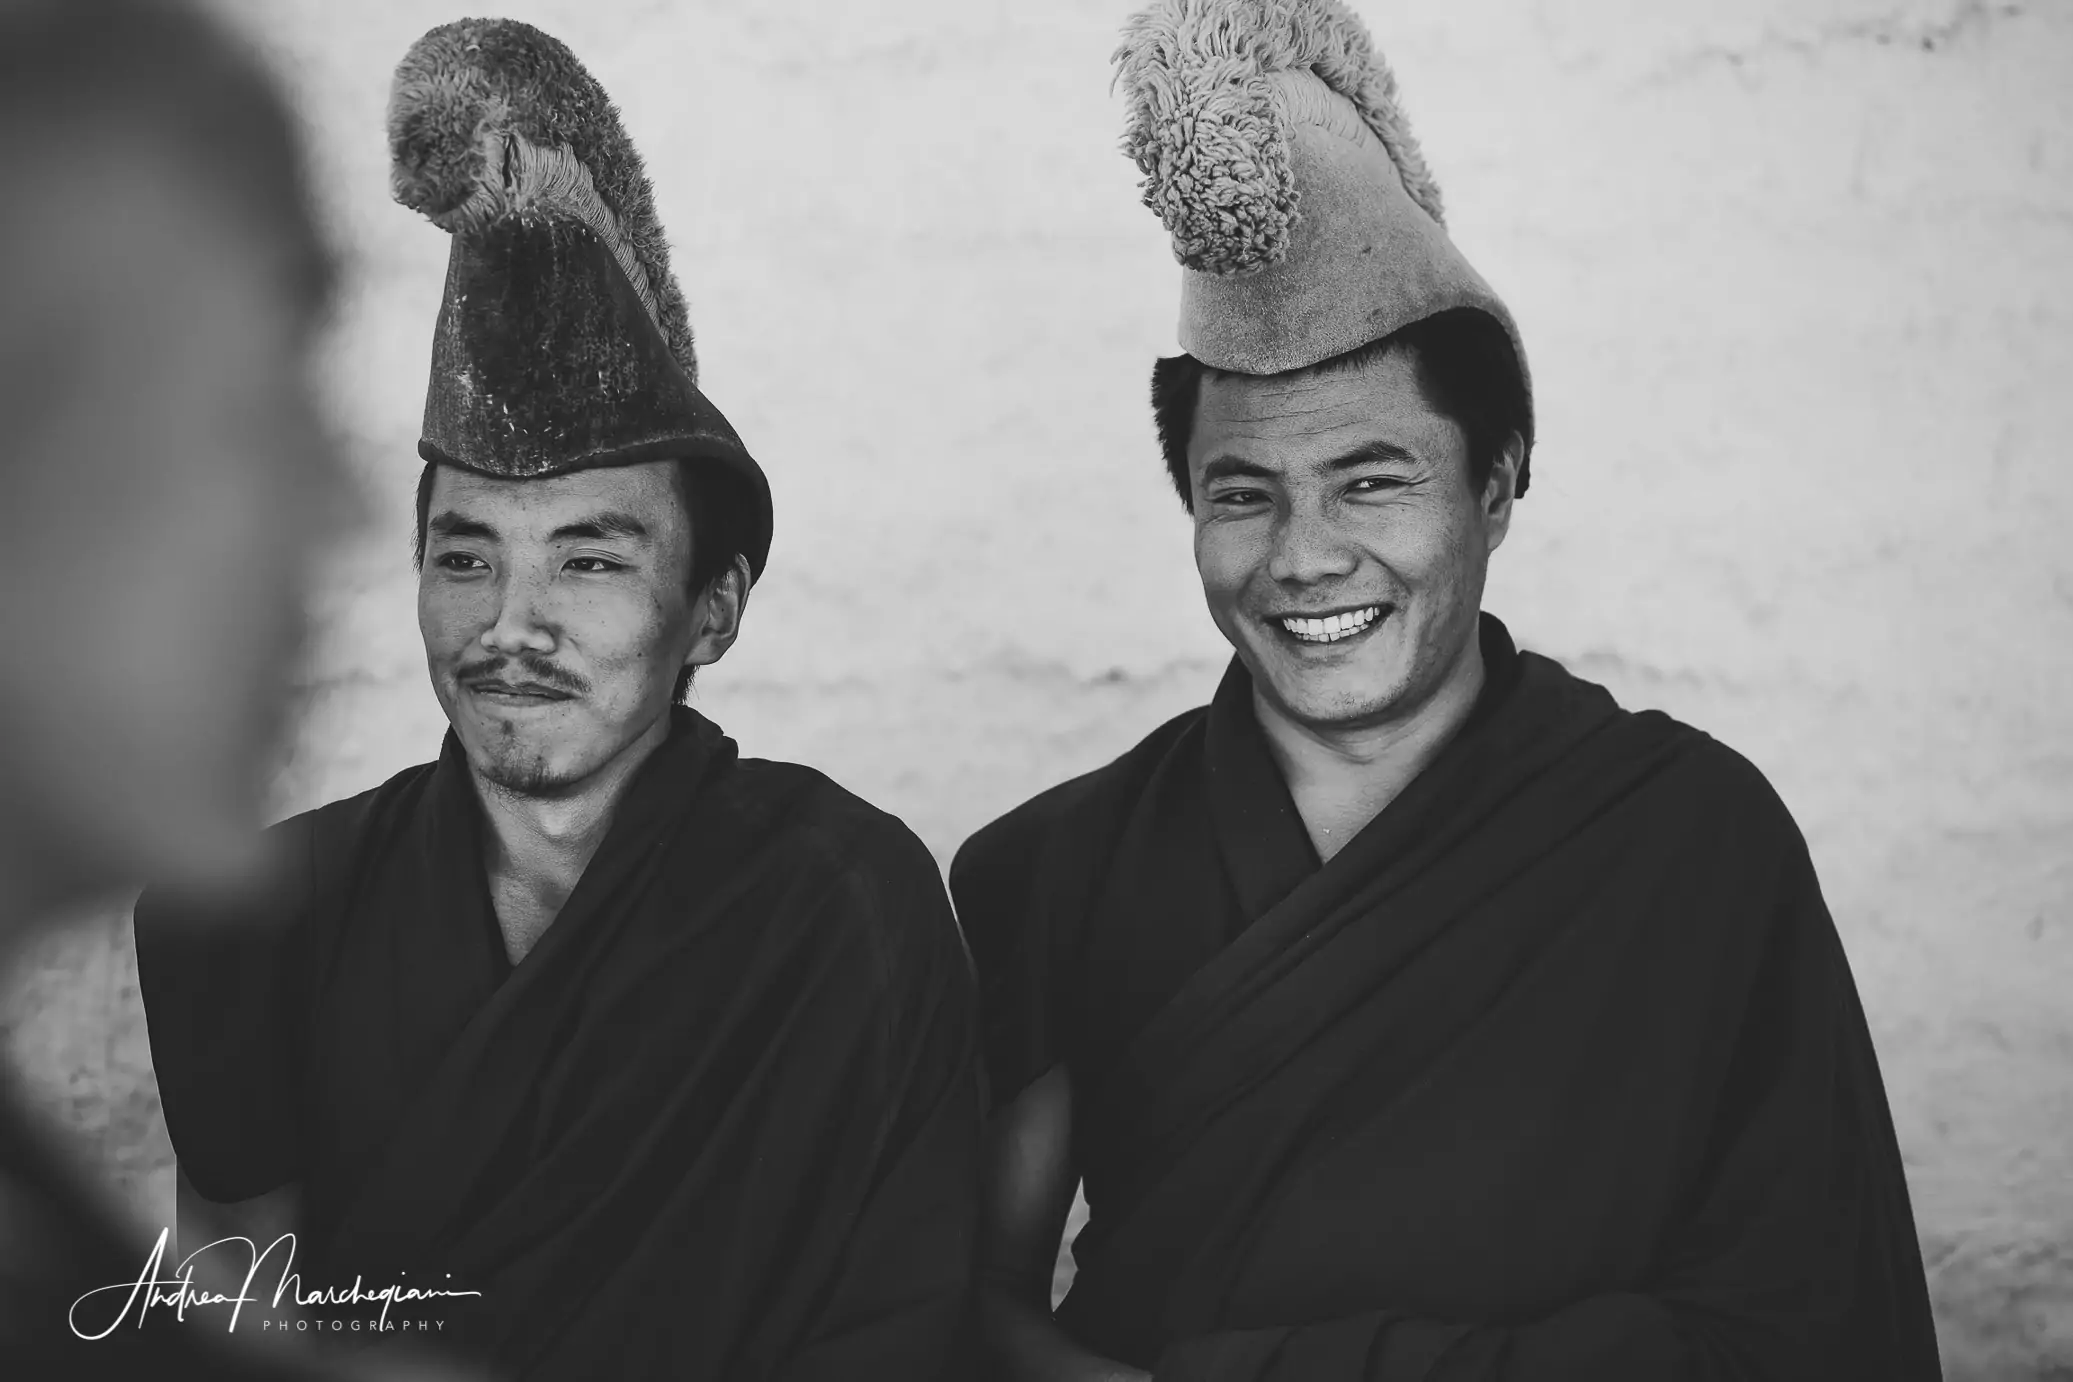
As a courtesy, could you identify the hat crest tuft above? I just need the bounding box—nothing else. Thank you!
[388,18,697,382]
[1114,0,1445,277]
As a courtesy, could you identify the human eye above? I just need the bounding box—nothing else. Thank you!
[1208,486,1271,510]
[1335,472,1417,505]
[433,551,488,574]
[564,555,627,575]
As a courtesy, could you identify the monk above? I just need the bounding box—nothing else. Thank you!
[952,3,1943,1379]
[133,21,979,1381]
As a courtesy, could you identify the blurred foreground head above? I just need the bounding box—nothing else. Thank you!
[0,0,353,921]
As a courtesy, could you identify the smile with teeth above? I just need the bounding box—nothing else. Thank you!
[1278,605,1384,643]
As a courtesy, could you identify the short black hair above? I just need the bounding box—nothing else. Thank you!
[1149,307,1532,510]
[412,460,751,704]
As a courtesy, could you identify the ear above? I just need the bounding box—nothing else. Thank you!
[1481,431,1524,555]
[682,554,753,672]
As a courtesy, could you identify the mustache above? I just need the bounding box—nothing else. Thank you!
[455,655,591,697]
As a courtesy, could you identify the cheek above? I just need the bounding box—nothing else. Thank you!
[589,599,654,666]
[418,581,490,656]
[1193,520,1259,603]
[584,583,691,672]
[1379,503,1484,594]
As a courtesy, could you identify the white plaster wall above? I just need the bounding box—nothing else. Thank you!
[1,1,2065,1375]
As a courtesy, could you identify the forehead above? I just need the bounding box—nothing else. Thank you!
[1190,347,1460,475]
[429,460,685,532]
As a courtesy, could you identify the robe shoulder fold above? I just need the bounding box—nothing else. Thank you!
[1584,722,1826,974]
[717,758,974,1015]
[138,754,438,934]
[952,704,1205,896]
[133,759,438,1204]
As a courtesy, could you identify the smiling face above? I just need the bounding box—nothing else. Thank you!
[417,460,741,795]
[1189,346,1517,737]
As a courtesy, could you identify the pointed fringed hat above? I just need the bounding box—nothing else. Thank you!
[390,19,773,578]
[1116,0,1532,459]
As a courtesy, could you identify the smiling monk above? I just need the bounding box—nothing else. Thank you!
[132,21,978,1381]
[950,4,1941,1380]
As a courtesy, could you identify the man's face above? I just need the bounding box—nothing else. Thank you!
[1188,347,1511,734]
[418,460,703,794]
[0,152,355,908]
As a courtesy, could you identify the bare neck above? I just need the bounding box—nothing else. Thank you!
[1254,634,1486,864]
[470,712,671,964]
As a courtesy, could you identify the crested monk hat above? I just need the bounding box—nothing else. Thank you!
[389,19,773,579]
[1115,0,1533,462]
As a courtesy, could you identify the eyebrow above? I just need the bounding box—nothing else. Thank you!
[425,510,653,543]
[1324,440,1420,471]
[427,511,497,542]
[1199,455,1279,485]
[549,511,651,543]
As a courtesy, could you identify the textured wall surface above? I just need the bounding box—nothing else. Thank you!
[0,0,2066,1375]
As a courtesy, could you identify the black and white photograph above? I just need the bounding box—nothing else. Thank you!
[0,0,2065,1378]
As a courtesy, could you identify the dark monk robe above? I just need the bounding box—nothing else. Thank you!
[952,615,1941,1380]
[135,707,981,1380]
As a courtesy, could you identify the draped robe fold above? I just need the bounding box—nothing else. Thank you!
[136,708,981,1380]
[951,617,1940,1381]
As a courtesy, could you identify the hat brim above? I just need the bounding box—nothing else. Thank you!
[418,220,775,580]
[417,425,774,583]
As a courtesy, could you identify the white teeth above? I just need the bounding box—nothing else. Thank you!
[1278,606,1383,643]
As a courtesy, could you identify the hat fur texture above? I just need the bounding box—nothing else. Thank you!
[1115,0,1444,277]
[389,18,697,382]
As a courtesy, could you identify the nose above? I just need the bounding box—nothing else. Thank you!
[1265,498,1361,587]
[480,566,558,657]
